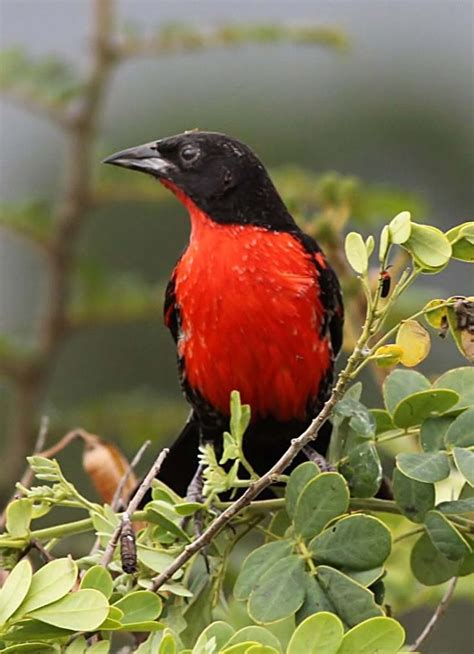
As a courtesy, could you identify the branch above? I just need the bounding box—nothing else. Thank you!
[110,439,151,511]
[115,23,348,60]
[0,86,73,127]
[408,577,458,652]
[100,448,169,568]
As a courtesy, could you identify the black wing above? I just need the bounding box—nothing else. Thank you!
[295,230,344,359]
[164,268,181,343]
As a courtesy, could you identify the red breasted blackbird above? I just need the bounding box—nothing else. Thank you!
[104,132,344,496]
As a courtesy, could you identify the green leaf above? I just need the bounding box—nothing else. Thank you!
[287,611,343,654]
[248,555,306,623]
[434,367,474,411]
[424,510,471,561]
[191,621,235,653]
[453,447,474,486]
[396,452,450,483]
[294,473,349,538]
[146,501,190,540]
[1,618,73,641]
[234,540,293,601]
[446,221,474,262]
[113,590,162,623]
[337,616,405,654]
[310,515,391,571]
[366,235,375,257]
[392,469,435,523]
[0,644,58,653]
[388,211,412,244]
[80,565,113,599]
[371,409,395,434]
[137,545,182,577]
[317,567,383,627]
[174,502,205,516]
[403,222,452,268]
[285,462,320,517]
[411,533,461,585]
[181,580,212,647]
[333,398,376,438]
[295,574,337,624]
[267,510,291,539]
[345,567,385,587]
[158,631,177,654]
[0,559,33,625]
[379,225,390,262]
[383,370,431,415]
[345,232,368,274]
[14,557,77,616]
[224,626,281,652]
[421,416,453,452]
[65,636,87,654]
[392,389,459,429]
[5,499,32,538]
[229,390,251,443]
[437,498,474,514]
[445,409,474,448]
[340,442,382,498]
[29,589,109,631]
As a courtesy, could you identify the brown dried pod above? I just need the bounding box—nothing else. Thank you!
[120,515,137,574]
[81,431,137,505]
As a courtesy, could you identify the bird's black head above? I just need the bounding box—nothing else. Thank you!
[103,131,295,230]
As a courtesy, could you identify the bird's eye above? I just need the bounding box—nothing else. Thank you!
[180,145,200,163]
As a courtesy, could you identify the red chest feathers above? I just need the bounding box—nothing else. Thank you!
[173,212,331,422]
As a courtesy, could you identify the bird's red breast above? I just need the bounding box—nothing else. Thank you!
[167,184,331,423]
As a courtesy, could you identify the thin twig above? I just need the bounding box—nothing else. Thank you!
[408,577,458,651]
[110,440,151,511]
[100,448,169,568]
[38,429,85,459]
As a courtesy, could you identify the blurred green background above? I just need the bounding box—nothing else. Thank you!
[0,1,473,650]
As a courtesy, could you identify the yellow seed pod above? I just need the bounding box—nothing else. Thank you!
[396,320,431,367]
[373,344,404,368]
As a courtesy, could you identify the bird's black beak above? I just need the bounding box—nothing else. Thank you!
[102,141,175,178]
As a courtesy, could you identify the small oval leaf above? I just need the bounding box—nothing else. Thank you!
[345,232,368,274]
[287,611,343,654]
[392,389,459,428]
[389,211,411,244]
[29,589,109,631]
[404,223,452,268]
[310,515,391,570]
[338,616,405,654]
[248,556,306,624]
[294,473,349,538]
[424,510,471,561]
[396,452,450,483]
[0,559,33,625]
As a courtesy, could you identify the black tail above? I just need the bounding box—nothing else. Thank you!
[156,412,201,497]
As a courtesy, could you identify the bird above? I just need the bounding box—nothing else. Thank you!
[104,131,344,498]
